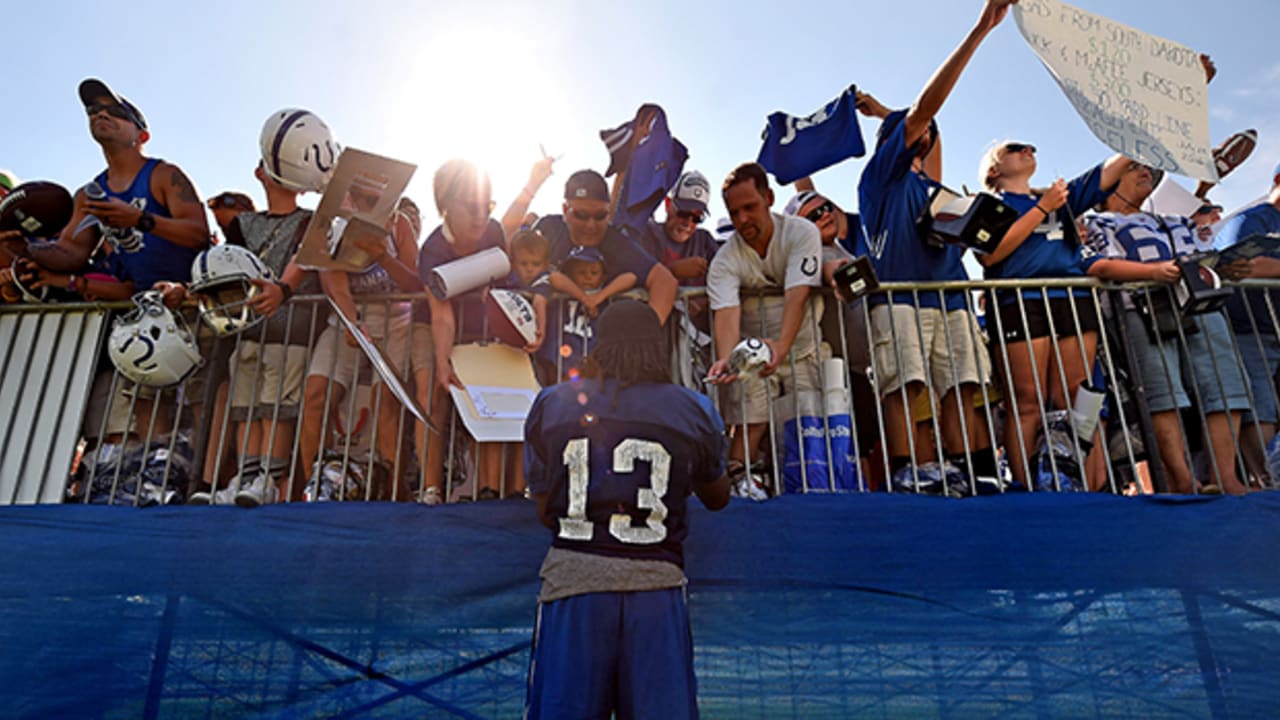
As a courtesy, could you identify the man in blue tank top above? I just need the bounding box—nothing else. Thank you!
[524,299,729,719]
[21,78,208,290]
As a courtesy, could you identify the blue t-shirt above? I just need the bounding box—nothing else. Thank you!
[93,159,200,289]
[835,211,868,258]
[537,295,611,380]
[757,85,866,185]
[857,120,967,309]
[986,164,1112,302]
[533,215,658,284]
[524,378,726,568]
[1214,203,1280,334]
[638,220,717,287]
[414,218,507,333]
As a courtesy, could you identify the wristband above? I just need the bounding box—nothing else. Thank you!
[276,281,294,302]
[1033,205,1050,219]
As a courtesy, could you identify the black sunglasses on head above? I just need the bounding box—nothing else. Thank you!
[1004,143,1036,155]
[804,201,835,223]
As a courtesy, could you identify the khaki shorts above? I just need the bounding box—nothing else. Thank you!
[227,341,309,415]
[719,353,821,426]
[82,370,160,440]
[307,310,413,389]
[871,304,990,397]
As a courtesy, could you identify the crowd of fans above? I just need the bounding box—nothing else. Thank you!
[3,0,1279,507]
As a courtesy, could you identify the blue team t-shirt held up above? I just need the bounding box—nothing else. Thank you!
[986,163,1112,302]
[857,119,967,310]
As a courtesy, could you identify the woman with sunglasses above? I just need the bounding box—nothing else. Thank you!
[977,141,1129,489]
[416,159,525,502]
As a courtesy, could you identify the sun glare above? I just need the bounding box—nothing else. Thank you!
[379,26,580,219]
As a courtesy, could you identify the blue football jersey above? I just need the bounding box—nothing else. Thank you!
[93,159,198,288]
[758,85,866,185]
[857,119,967,309]
[524,379,727,567]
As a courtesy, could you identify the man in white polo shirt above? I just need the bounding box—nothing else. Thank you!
[706,162,823,488]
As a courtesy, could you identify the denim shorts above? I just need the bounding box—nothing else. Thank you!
[1234,332,1280,423]
[1120,309,1249,414]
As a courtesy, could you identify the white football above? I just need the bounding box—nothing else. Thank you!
[486,288,538,347]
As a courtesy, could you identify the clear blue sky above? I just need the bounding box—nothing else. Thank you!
[4,0,1278,259]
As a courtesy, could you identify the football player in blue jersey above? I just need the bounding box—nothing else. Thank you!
[524,299,730,720]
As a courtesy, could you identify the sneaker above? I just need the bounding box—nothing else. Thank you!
[187,482,240,506]
[727,462,771,502]
[235,473,278,508]
[419,486,444,506]
[890,462,950,495]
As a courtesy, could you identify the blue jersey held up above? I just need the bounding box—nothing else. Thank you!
[758,85,866,185]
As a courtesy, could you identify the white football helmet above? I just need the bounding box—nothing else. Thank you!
[727,337,773,378]
[189,245,275,336]
[259,108,340,193]
[108,291,203,387]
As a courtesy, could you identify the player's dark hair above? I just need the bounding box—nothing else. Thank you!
[721,162,770,199]
[582,340,669,388]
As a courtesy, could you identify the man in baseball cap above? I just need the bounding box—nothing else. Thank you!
[78,78,148,132]
[532,169,677,324]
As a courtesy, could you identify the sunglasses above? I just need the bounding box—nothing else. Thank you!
[571,209,609,223]
[804,201,835,223]
[1003,143,1036,155]
[208,194,250,210]
[85,102,135,122]
[675,209,705,224]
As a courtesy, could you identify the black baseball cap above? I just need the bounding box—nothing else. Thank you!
[78,78,148,131]
[564,170,609,202]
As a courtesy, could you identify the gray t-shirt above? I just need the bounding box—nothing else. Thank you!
[230,209,321,345]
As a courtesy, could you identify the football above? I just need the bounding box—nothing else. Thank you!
[0,181,74,238]
[728,337,773,378]
[485,289,538,348]
[1214,129,1257,180]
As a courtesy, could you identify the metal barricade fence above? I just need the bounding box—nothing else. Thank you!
[2,278,1278,505]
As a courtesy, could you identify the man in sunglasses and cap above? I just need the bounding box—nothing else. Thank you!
[17,79,209,292]
[534,169,678,324]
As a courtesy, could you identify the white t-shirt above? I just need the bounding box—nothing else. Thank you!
[707,212,824,357]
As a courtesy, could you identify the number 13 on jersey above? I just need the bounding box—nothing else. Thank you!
[558,437,670,545]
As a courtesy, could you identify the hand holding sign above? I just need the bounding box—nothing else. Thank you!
[1013,0,1217,181]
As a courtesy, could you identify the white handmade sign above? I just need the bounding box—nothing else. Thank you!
[1013,0,1216,181]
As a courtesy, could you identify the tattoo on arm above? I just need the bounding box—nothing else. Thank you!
[169,167,200,205]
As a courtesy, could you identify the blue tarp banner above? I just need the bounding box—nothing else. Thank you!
[2,493,1279,718]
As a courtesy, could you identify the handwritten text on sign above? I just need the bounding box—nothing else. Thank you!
[1013,0,1216,181]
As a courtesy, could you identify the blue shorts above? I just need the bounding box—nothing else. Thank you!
[1235,333,1280,423]
[1121,309,1249,414]
[525,588,698,720]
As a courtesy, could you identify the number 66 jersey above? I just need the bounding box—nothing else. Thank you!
[524,378,727,571]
